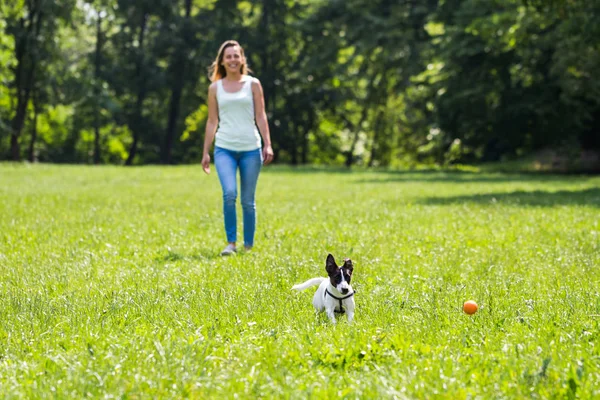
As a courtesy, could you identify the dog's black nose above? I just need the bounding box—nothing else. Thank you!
[341,288,349,294]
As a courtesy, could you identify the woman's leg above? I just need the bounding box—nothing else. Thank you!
[214,147,239,244]
[239,148,263,248]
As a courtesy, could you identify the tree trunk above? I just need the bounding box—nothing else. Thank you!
[289,119,298,165]
[344,66,380,167]
[93,11,103,164]
[162,86,182,165]
[27,89,39,162]
[367,109,385,167]
[11,72,33,161]
[10,9,42,161]
[162,0,192,164]
[367,73,388,167]
[344,104,370,168]
[259,0,277,153]
[301,108,313,164]
[125,12,149,166]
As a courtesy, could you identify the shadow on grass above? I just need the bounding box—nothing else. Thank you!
[352,170,597,184]
[264,165,355,174]
[420,187,600,207]
[156,249,221,262]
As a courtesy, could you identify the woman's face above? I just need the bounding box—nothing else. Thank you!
[221,45,244,75]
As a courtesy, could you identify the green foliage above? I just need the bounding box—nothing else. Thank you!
[430,0,600,163]
[0,0,599,167]
[34,104,73,161]
[76,124,133,164]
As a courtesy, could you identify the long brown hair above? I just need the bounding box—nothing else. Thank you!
[208,40,251,82]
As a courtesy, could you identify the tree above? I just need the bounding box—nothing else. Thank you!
[161,0,192,164]
[3,0,75,161]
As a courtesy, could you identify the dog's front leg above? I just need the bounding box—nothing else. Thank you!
[325,307,337,324]
[346,309,354,323]
[346,301,355,323]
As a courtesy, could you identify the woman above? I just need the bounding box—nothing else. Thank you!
[201,40,274,256]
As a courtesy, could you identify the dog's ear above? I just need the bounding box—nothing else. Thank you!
[343,258,354,274]
[326,254,338,275]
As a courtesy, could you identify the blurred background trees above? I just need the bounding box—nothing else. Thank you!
[1,0,598,168]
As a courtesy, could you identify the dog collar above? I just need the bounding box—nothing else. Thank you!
[325,289,354,314]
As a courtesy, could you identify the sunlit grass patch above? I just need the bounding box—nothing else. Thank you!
[0,164,599,398]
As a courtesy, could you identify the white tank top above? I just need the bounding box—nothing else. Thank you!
[215,75,262,151]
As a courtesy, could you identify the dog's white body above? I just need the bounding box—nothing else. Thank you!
[292,255,355,324]
[292,278,355,323]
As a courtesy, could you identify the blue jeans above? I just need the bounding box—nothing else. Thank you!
[214,146,263,247]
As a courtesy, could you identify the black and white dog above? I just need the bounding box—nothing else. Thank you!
[292,254,355,323]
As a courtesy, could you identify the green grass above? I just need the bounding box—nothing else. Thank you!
[1,163,599,399]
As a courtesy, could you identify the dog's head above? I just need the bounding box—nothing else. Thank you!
[325,254,353,295]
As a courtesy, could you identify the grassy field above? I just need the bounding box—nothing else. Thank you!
[1,163,599,399]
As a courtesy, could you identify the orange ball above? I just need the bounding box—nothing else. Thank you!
[463,300,478,315]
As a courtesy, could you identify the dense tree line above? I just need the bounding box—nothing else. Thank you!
[1,0,598,167]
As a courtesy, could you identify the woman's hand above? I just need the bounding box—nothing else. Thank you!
[201,153,211,174]
[263,145,274,165]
